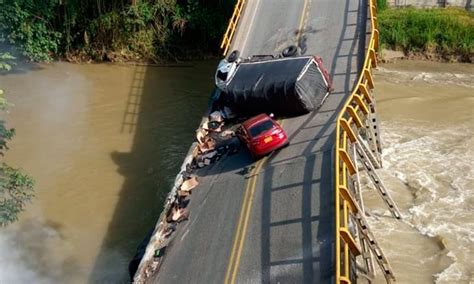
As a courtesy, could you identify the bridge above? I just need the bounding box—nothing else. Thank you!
[133,0,400,283]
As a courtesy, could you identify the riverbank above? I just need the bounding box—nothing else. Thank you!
[3,3,472,64]
[378,48,472,63]
[378,7,474,63]
[0,1,233,63]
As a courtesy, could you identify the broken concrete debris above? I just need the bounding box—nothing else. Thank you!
[165,194,190,224]
[198,136,216,153]
[162,223,176,238]
[177,176,198,197]
[209,110,224,123]
[162,108,240,232]
[196,150,218,167]
[133,106,243,281]
[181,176,198,192]
[194,108,241,168]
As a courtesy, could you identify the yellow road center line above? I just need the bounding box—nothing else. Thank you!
[227,119,284,283]
[224,115,287,282]
[230,157,267,283]
[297,0,310,43]
[224,174,253,284]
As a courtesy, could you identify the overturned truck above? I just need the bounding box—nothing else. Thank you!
[131,55,333,282]
[216,55,332,117]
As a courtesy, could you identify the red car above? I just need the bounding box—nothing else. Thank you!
[237,114,289,159]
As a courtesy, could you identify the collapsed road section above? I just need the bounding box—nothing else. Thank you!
[130,0,402,282]
[130,52,333,282]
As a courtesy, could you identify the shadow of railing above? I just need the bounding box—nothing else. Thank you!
[121,66,147,134]
[258,0,368,281]
[88,61,216,283]
[260,151,334,283]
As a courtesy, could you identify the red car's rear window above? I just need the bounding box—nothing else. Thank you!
[248,119,274,137]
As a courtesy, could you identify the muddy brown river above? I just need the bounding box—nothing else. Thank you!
[0,60,472,283]
[0,62,214,283]
[370,61,473,283]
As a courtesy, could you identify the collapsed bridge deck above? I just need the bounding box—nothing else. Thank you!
[137,0,369,282]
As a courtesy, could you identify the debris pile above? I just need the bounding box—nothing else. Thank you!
[132,54,334,282]
[131,105,241,282]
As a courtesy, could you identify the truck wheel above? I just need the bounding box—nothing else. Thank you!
[227,50,240,63]
[282,45,299,57]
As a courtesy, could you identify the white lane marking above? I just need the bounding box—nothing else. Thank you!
[240,0,262,56]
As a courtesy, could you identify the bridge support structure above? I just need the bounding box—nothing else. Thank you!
[334,0,401,283]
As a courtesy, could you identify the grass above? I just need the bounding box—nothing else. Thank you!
[377,0,388,11]
[378,7,474,61]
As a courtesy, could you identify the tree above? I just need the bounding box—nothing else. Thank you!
[0,52,35,227]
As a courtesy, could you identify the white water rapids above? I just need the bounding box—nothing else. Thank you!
[367,61,474,283]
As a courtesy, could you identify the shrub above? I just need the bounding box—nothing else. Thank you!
[377,0,388,11]
[0,60,35,226]
[379,7,474,60]
[0,0,234,62]
[0,1,62,61]
[0,164,35,227]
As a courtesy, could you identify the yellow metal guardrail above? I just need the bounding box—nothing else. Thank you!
[334,0,379,282]
[220,0,246,56]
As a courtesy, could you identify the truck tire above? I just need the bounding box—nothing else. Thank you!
[282,45,299,57]
[227,50,240,63]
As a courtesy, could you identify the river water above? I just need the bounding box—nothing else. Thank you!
[0,60,472,283]
[0,62,214,283]
[369,61,474,283]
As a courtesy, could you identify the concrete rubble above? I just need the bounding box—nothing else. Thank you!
[131,105,242,283]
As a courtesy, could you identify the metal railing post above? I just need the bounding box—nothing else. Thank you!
[333,0,399,282]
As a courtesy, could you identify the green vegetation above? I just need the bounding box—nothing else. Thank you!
[377,0,388,12]
[0,53,35,227]
[0,52,15,71]
[378,7,474,61]
[0,0,234,62]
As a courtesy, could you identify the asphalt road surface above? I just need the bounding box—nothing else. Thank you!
[152,0,367,282]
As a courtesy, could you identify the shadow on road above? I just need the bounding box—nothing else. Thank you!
[257,0,368,281]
